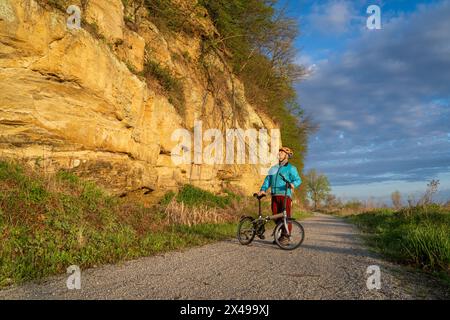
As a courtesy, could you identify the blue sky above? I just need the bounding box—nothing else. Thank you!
[280,0,450,203]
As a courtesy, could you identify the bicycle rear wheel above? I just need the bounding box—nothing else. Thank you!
[237,217,256,245]
[274,219,305,250]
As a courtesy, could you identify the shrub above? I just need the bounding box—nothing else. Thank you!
[173,184,235,209]
[143,59,186,115]
[143,0,197,35]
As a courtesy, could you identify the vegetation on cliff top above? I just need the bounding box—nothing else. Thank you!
[143,0,314,201]
[147,0,312,169]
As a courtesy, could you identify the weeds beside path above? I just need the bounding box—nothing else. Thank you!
[0,160,246,287]
[346,206,450,288]
[1,213,448,299]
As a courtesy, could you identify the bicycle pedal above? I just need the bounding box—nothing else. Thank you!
[258,234,265,240]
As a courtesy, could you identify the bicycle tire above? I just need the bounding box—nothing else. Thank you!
[237,216,256,245]
[274,219,305,250]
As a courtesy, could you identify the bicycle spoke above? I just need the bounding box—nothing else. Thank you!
[237,217,256,245]
[274,220,305,250]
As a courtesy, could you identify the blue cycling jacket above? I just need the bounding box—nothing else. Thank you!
[260,162,302,198]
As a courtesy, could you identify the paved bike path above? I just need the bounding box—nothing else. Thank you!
[0,213,448,299]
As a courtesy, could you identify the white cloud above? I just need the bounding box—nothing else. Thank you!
[308,1,357,34]
[299,1,450,191]
[335,120,356,130]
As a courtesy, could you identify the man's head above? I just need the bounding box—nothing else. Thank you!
[278,147,293,162]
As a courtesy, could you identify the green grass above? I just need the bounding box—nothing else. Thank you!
[0,160,238,287]
[161,185,241,209]
[348,206,450,286]
[292,210,313,220]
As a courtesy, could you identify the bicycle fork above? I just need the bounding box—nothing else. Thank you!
[271,211,290,238]
[282,211,290,237]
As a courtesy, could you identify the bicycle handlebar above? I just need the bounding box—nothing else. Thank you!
[253,193,266,199]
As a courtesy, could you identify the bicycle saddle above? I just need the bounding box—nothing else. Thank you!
[253,193,266,199]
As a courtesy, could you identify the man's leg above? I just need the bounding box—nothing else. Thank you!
[271,196,282,243]
[271,196,279,215]
[271,196,283,224]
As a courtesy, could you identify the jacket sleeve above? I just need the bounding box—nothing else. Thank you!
[260,174,271,192]
[290,166,302,189]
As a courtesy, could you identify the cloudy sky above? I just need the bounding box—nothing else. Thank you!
[283,0,450,202]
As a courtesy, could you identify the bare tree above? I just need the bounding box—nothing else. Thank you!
[421,179,440,205]
[391,191,402,210]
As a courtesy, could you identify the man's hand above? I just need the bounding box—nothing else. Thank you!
[257,190,266,196]
[290,183,295,190]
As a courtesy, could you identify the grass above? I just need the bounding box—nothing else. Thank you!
[143,59,186,116]
[292,210,313,220]
[162,184,241,209]
[347,205,450,286]
[0,160,242,287]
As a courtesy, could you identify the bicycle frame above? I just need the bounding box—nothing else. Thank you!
[280,174,291,237]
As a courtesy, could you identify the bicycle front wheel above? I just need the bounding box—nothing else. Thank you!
[274,219,305,250]
[237,217,256,245]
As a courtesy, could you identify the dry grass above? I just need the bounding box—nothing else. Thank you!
[164,198,241,226]
[444,201,450,211]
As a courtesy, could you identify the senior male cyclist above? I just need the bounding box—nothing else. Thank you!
[257,147,302,244]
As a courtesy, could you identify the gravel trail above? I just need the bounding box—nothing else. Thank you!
[1,213,448,300]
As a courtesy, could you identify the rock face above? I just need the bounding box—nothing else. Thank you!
[0,0,280,202]
[85,0,124,44]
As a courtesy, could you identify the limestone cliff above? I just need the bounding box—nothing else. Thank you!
[0,0,280,202]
